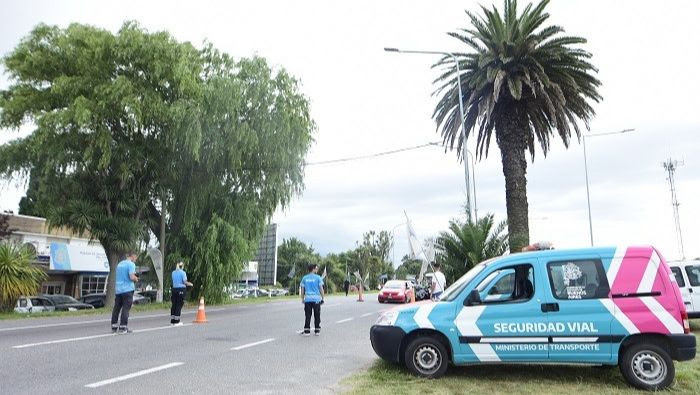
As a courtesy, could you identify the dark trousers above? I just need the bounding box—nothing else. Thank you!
[303,302,321,333]
[171,288,186,324]
[344,283,350,296]
[111,291,134,329]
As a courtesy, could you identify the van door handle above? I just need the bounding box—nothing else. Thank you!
[541,303,559,312]
[689,289,694,293]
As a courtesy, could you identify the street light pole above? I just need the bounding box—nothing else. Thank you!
[385,47,473,222]
[582,128,635,246]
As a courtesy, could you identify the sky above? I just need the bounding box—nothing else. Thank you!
[1,0,699,266]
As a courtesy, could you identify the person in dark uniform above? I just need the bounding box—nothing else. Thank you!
[170,261,193,325]
[343,277,351,296]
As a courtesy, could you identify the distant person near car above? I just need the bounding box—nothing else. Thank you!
[300,263,324,336]
[171,261,193,325]
[343,278,350,296]
[111,251,139,333]
[431,263,446,300]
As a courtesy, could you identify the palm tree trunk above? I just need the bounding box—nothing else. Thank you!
[497,115,530,252]
[105,250,120,308]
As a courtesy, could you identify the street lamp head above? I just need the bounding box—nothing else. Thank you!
[384,47,399,52]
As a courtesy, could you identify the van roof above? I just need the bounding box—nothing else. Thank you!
[492,245,657,264]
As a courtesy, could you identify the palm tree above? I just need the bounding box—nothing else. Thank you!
[436,214,508,283]
[0,242,47,311]
[433,0,601,251]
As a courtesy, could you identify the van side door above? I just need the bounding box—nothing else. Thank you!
[670,266,693,312]
[685,264,700,317]
[454,261,549,362]
[543,256,614,363]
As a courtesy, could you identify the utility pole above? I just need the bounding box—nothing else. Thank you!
[663,158,685,260]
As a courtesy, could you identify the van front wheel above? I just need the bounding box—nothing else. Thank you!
[620,342,674,390]
[404,336,448,378]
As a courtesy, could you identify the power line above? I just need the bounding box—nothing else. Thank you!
[304,142,441,166]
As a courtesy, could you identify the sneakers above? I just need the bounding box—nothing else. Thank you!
[117,327,133,334]
[172,322,184,327]
[301,331,311,337]
[314,330,321,336]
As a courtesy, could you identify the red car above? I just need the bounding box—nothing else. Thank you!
[378,280,414,303]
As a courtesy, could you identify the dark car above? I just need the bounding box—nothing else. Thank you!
[79,292,148,308]
[414,284,431,301]
[43,294,95,311]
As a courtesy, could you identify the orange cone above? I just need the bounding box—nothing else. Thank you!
[410,288,416,303]
[193,297,208,323]
[357,284,364,302]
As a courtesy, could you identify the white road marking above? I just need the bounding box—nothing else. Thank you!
[336,318,353,324]
[324,303,342,308]
[85,362,184,388]
[0,308,225,333]
[231,338,275,351]
[360,312,375,317]
[12,323,191,349]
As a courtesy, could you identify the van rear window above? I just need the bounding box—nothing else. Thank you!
[670,267,686,287]
[686,265,700,286]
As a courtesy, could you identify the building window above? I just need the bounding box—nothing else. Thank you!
[81,275,107,296]
[41,282,63,295]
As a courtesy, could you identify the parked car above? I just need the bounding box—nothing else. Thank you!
[14,296,56,313]
[670,261,700,318]
[378,280,414,303]
[413,284,431,301]
[43,294,94,311]
[231,288,270,298]
[79,292,148,308]
[371,246,696,390]
[268,288,289,297]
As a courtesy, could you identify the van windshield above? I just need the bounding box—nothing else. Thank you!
[440,260,492,302]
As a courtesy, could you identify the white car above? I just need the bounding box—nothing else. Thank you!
[670,260,700,318]
[14,296,56,313]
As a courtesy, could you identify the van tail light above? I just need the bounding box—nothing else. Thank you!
[682,310,690,334]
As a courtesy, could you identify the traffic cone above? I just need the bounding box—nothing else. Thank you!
[410,289,416,303]
[193,297,208,324]
[357,284,364,302]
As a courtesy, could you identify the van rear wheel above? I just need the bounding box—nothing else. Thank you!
[620,342,674,391]
[404,336,448,378]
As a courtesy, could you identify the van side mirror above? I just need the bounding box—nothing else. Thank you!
[465,289,481,306]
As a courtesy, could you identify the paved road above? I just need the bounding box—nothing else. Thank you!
[0,294,389,394]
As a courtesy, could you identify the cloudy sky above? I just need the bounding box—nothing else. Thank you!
[1,0,699,265]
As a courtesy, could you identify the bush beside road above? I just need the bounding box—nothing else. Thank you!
[344,322,700,395]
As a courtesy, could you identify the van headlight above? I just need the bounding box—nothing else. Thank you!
[375,311,398,326]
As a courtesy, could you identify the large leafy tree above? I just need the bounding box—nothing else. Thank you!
[156,49,314,302]
[1,23,314,304]
[436,213,508,284]
[0,22,203,305]
[433,0,601,251]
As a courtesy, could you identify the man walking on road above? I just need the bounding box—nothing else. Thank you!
[431,262,446,300]
[171,261,193,325]
[300,263,324,336]
[111,252,139,333]
[343,277,350,296]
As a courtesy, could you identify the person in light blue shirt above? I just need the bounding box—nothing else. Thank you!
[300,263,324,336]
[170,261,193,325]
[111,252,139,333]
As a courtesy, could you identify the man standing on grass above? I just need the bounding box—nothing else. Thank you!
[300,263,324,336]
[170,261,193,326]
[111,251,139,334]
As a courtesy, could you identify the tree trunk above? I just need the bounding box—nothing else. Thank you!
[158,191,166,303]
[105,250,120,308]
[497,112,530,253]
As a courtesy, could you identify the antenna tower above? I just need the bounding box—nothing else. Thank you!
[663,158,685,259]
